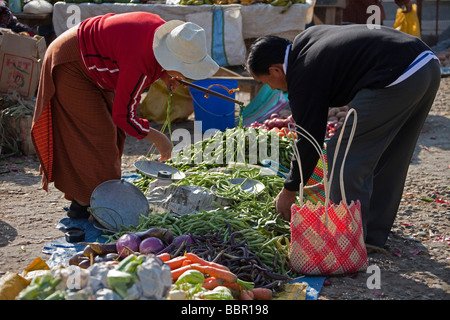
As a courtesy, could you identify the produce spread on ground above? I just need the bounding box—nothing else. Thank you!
[0,93,350,301]
[0,77,449,300]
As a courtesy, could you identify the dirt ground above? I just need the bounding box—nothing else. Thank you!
[0,77,449,300]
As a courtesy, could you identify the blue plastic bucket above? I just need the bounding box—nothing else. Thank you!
[189,79,237,133]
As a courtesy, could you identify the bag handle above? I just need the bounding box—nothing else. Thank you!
[287,108,358,208]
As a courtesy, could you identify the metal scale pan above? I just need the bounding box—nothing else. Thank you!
[90,179,149,232]
[133,160,185,181]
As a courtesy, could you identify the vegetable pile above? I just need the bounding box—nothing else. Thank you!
[248,108,348,141]
[113,178,291,275]
[166,252,274,300]
[119,125,297,300]
[69,228,174,269]
[247,113,297,140]
[18,254,172,300]
[326,106,348,139]
[162,126,294,178]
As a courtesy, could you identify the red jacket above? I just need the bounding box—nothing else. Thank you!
[77,12,166,139]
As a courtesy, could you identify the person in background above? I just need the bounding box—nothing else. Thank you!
[31,12,219,219]
[343,0,412,25]
[0,2,34,35]
[245,25,440,248]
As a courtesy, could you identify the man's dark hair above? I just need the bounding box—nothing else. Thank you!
[245,35,292,76]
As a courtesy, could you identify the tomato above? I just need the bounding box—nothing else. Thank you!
[270,127,280,134]
[278,127,297,139]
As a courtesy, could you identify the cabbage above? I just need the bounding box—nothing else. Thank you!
[175,269,204,286]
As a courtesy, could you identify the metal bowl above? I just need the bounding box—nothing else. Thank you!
[90,179,149,232]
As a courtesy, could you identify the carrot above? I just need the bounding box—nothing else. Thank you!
[185,253,230,271]
[181,259,192,267]
[191,264,254,290]
[191,264,237,283]
[251,288,273,300]
[222,281,241,291]
[165,256,188,270]
[156,253,171,262]
[239,290,254,300]
[170,263,200,282]
[202,277,224,290]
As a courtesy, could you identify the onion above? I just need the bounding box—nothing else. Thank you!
[116,233,141,258]
[173,235,194,248]
[273,118,285,128]
[250,121,261,128]
[265,119,276,129]
[139,237,165,255]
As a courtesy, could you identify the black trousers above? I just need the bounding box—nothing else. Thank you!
[326,59,441,247]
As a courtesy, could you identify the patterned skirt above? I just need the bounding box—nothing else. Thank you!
[31,26,125,205]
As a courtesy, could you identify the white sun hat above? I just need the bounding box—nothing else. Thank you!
[153,20,219,80]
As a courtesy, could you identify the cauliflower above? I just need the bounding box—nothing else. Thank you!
[137,255,172,299]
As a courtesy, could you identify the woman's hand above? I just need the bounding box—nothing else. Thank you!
[144,128,172,161]
[160,71,183,93]
[274,187,297,221]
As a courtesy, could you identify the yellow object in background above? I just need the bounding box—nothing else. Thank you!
[0,272,31,300]
[140,79,194,124]
[393,3,421,38]
[274,282,307,300]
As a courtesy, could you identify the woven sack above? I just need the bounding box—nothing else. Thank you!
[288,109,368,275]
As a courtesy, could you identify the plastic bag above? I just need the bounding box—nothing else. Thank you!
[0,272,31,300]
[393,3,421,38]
[140,79,193,124]
[23,0,53,14]
[147,185,232,215]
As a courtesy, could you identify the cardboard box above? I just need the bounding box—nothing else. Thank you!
[0,28,46,99]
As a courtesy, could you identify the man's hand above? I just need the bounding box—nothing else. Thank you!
[275,187,297,221]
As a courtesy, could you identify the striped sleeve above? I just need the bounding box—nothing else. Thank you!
[112,71,150,139]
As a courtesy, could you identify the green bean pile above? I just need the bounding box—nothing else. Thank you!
[128,167,291,274]
[167,127,294,171]
[212,179,255,201]
[108,206,291,275]
[126,127,295,275]
[173,167,283,198]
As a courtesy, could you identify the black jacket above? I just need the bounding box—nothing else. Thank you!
[284,24,431,191]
